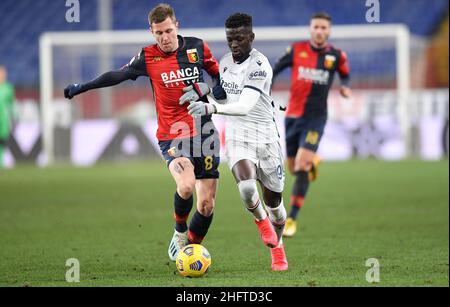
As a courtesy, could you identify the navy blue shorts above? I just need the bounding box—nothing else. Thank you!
[159,129,220,180]
[285,116,327,158]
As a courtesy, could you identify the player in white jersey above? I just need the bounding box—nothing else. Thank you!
[179,13,288,271]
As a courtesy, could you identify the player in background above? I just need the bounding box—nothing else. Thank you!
[0,65,16,168]
[64,3,226,261]
[180,13,288,271]
[272,12,351,237]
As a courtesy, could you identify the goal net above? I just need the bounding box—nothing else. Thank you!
[40,25,412,166]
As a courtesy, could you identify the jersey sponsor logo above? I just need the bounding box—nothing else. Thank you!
[298,66,330,84]
[324,54,336,70]
[248,69,267,81]
[221,79,242,95]
[161,67,200,87]
[187,48,199,63]
[299,51,309,58]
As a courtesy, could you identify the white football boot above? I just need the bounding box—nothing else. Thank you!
[168,229,188,261]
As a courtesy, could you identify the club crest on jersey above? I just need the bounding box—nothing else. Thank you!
[324,55,336,70]
[187,49,199,63]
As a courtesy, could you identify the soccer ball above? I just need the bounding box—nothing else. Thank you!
[176,244,211,278]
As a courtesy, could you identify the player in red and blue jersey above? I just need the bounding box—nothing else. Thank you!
[273,12,351,237]
[64,4,226,260]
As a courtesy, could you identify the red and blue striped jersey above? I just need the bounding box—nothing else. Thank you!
[124,35,220,141]
[273,41,350,118]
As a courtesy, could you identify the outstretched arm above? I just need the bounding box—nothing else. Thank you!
[64,69,139,99]
[188,87,260,117]
[64,50,147,99]
[187,56,272,117]
[272,46,293,82]
[337,50,351,98]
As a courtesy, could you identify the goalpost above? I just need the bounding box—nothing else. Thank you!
[39,25,410,165]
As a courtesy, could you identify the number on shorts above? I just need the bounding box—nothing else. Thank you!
[305,131,319,145]
[277,165,283,180]
[205,156,213,171]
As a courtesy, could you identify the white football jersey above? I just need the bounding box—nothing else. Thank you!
[219,49,280,144]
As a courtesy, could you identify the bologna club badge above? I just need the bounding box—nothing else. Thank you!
[187,49,199,63]
[324,54,336,70]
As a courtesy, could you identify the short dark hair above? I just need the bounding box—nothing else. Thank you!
[225,13,253,29]
[311,12,332,23]
[148,3,176,25]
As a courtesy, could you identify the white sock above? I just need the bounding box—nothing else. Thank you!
[266,200,287,244]
[247,198,267,221]
[238,180,267,221]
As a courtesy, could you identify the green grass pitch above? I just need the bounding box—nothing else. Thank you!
[0,160,448,287]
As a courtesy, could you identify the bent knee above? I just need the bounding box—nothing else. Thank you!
[294,155,314,172]
[237,179,258,202]
[177,181,195,199]
[197,198,215,216]
[264,191,282,208]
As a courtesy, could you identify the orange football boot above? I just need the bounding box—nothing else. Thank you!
[270,244,288,271]
[255,217,278,248]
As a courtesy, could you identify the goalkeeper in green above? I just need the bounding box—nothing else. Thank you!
[0,66,15,168]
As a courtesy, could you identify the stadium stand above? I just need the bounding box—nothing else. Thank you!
[0,0,448,87]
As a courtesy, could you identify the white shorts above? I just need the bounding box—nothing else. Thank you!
[226,140,285,193]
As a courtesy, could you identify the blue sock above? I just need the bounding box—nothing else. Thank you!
[188,211,213,244]
[290,171,309,220]
[289,205,301,220]
[173,192,193,233]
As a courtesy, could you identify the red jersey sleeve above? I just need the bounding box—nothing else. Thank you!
[203,41,220,76]
[338,50,350,78]
[338,50,350,86]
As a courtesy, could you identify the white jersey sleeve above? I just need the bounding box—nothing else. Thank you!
[213,87,260,116]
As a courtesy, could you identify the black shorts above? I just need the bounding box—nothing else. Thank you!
[285,116,327,158]
[159,127,220,180]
